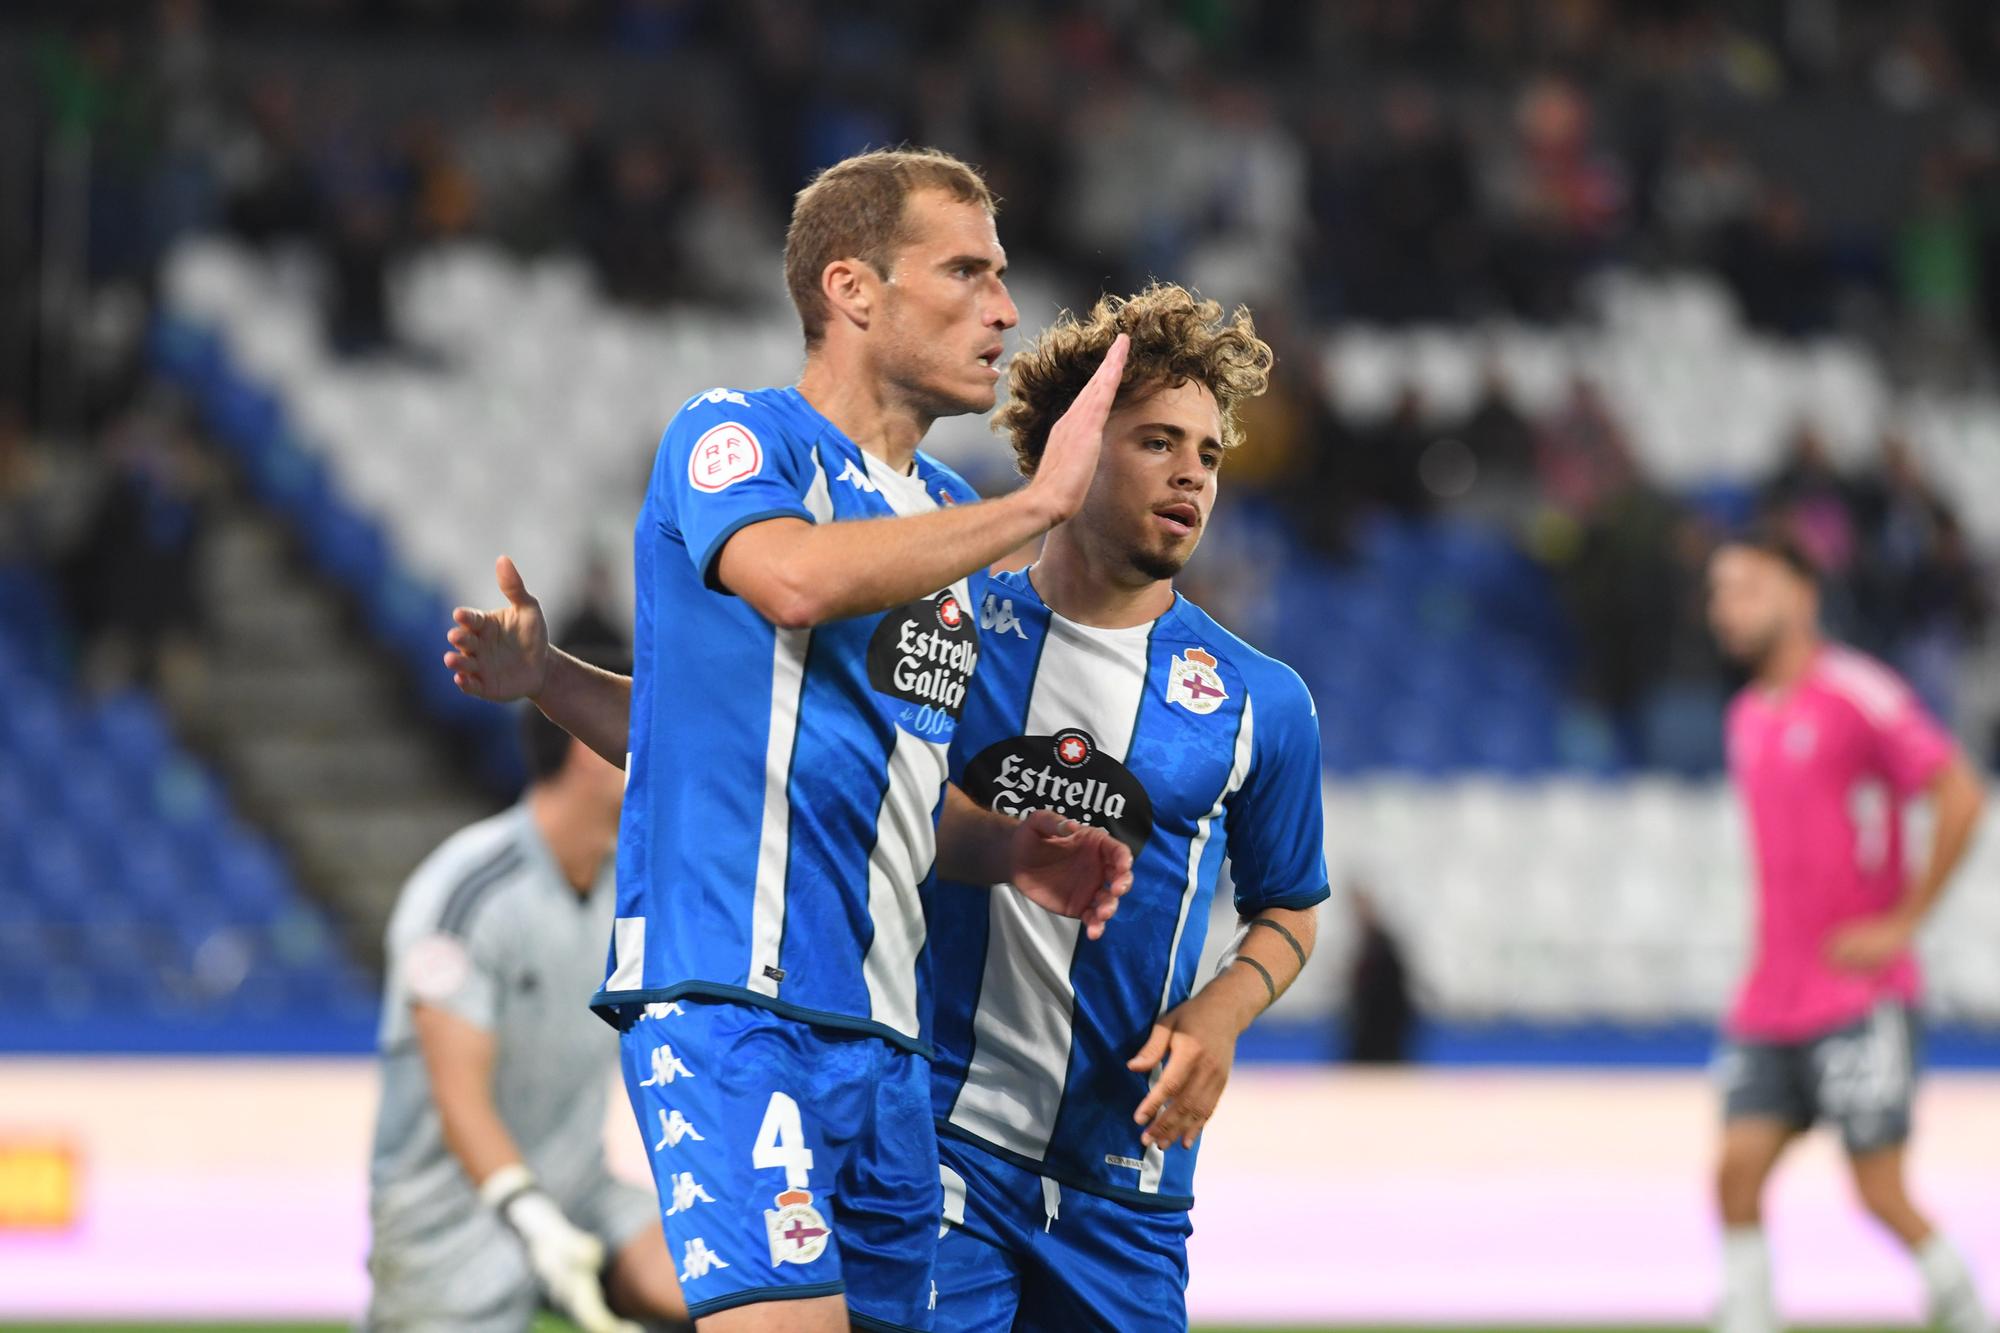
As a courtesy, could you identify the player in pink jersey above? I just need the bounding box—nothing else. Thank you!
[1706,528,1990,1333]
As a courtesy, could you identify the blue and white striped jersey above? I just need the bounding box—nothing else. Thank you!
[927,567,1329,1210]
[593,386,983,1054]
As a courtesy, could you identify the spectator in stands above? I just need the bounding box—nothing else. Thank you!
[63,403,213,696]
[1449,364,1540,529]
[1533,376,1632,522]
[1720,187,1835,336]
[1897,149,1982,383]
[1483,76,1626,322]
[1282,362,1366,559]
[578,134,690,306]
[1654,131,1763,266]
[1340,82,1479,323]
[221,78,318,244]
[553,552,629,659]
[1853,434,1988,722]
[1760,424,1860,583]
[0,403,53,567]
[1363,384,1440,517]
[1344,883,1415,1065]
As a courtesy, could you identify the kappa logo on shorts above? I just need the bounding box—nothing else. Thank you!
[688,421,763,493]
[765,1188,831,1267]
[666,1171,716,1216]
[641,1042,694,1086]
[1166,646,1229,714]
[653,1108,705,1150]
[679,1237,730,1282]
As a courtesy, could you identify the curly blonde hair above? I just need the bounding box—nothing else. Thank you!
[995,283,1273,476]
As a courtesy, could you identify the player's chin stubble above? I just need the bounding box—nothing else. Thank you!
[1128,539,1189,583]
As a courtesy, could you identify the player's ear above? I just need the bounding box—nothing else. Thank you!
[820,257,875,335]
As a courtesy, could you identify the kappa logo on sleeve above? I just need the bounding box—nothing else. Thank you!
[688,422,764,493]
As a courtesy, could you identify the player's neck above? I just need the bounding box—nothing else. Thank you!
[796,355,929,475]
[527,786,615,896]
[1755,630,1822,694]
[1031,530,1174,629]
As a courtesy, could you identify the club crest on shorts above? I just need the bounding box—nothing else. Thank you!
[1166,646,1228,715]
[765,1187,830,1267]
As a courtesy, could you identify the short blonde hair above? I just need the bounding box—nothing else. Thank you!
[995,283,1272,475]
[784,147,997,346]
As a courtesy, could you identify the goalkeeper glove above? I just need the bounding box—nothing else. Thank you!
[482,1164,641,1333]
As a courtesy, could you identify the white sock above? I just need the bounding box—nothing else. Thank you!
[1918,1234,1994,1333]
[1717,1226,1778,1333]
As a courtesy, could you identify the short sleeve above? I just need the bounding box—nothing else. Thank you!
[649,390,815,591]
[1226,671,1332,915]
[1873,681,1956,797]
[398,908,511,1032]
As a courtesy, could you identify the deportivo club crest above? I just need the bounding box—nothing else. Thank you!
[1166,647,1228,715]
[765,1188,831,1267]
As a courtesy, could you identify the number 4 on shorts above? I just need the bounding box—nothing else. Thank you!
[753,1091,815,1189]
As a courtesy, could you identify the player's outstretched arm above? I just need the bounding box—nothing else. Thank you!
[715,334,1130,629]
[936,785,1132,940]
[413,1003,640,1333]
[1829,752,1986,972]
[1127,905,1319,1151]
[444,556,633,769]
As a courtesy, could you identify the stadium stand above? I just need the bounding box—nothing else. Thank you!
[150,237,2000,1040]
[0,565,376,1049]
[9,0,2000,1058]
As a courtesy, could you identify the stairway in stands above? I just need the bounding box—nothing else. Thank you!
[180,500,500,970]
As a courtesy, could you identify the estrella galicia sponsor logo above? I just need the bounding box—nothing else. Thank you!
[961,728,1154,856]
[868,589,979,738]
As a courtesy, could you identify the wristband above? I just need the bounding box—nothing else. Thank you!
[479,1163,537,1213]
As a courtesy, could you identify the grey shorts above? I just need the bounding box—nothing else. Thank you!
[1717,1002,1921,1156]
[365,1169,658,1333]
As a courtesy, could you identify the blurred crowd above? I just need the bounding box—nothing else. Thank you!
[4,0,1999,765]
[15,1,2000,354]
[1253,363,1988,768]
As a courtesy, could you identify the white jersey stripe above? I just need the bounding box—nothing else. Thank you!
[949,613,1152,1159]
[1140,689,1254,1194]
[608,916,646,991]
[860,727,948,1040]
[745,455,832,999]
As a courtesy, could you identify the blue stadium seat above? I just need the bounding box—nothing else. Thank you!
[93,691,177,772]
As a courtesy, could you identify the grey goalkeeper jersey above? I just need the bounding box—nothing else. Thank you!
[369,802,621,1252]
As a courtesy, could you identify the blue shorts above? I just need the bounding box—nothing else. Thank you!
[933,1134,1192,1333]
[619,998,938,1330]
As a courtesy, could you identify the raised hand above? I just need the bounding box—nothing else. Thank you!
[1023,332,1129,525]
[1007,808,1133,940]
[444,555,551,702]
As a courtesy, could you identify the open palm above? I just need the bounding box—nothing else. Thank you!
[443,555,551,702]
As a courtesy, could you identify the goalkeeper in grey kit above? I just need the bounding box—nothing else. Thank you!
[366,690,687,1332]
